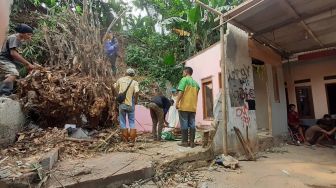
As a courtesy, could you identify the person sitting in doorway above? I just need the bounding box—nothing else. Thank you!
[288,104,306,143]
[0,24,36,95]
[305,114,336,146]
[148,89,172,141]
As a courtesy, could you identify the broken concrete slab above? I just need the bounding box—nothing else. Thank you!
[0,97,25,146]
[46,142,212,188]
[47,152,154,188]
[144,142,213,169]
[39,148,59,170]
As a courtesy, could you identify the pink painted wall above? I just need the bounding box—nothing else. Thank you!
[134,105,152,132]
[185,42,221,126]
[283,56,336,118]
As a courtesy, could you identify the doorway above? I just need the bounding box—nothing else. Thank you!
[325,83,336,115]
[252,59,270,132]
[295,86,315,119]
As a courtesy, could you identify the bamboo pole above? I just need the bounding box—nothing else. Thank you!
[220,17,228,156]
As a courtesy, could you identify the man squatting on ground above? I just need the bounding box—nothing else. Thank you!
[305,114,336,145]
[114,68,139,146]
[176,67,200,148]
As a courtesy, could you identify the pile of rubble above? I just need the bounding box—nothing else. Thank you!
[0,125,152,182]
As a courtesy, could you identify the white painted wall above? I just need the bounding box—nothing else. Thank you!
[268,65,288,136]
[283,56,336,119]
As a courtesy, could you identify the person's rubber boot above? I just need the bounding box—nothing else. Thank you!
[178,129,188,147]
[121,129,129,142]
[190,128,196,148]
[129,129,137,147]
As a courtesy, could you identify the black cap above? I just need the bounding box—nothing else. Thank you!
[15,24,33,34]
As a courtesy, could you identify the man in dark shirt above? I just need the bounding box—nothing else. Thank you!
[305,114,336,145]
[148,94,172,141]
[0,24,35,95]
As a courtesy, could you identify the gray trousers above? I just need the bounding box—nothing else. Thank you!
[148,102,164,140]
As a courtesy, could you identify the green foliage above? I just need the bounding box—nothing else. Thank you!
[21,28,46,63]
[10,0,244,91]
[125,32,183,87]
[188,6,201,24]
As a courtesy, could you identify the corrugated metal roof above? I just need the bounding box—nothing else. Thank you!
[224,0,336,56]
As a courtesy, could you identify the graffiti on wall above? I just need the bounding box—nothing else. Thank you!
[236,103,250,127]
[228,65,255,107]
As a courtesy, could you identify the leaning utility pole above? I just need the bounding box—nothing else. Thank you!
[195,0,228,155]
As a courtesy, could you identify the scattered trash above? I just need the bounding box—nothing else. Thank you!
[161,131,175,141]
[0,167,12,179]
[214,154,239,170]
[64,124,76,130]
[282,169,290,176]
[69,128,91,139]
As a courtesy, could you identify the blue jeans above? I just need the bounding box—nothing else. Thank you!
[119,103,135,129]
[178,111,196,130]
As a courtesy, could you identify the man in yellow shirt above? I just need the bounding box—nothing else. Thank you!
[176,67,200,147]
[115,68,139,146]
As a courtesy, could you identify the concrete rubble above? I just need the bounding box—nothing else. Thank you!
[0,97,25,146]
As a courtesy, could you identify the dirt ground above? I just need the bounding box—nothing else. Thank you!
[142,145,336,188]
[200,145,336,188]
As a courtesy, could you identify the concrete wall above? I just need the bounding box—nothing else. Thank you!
[267,65,288,136]
[253,66,269,131]
[283,56,336,119]
[185,25,288,154]
[185,42,221,126]
[225,24,258,153]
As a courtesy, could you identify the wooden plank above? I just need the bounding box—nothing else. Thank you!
[233,127,255,160]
